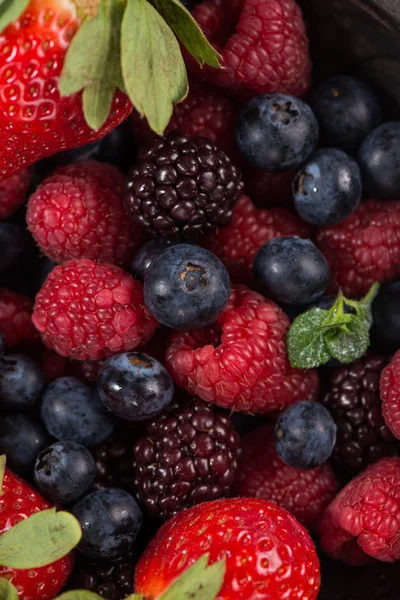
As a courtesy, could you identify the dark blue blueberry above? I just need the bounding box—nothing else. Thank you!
[357,122,400,198]
[72,488,143,559]
[236,93,319,172]
[131,239,173,280]
[253,237,330,305]
[310,75,382,151]
[0,222,32,273]
[275,401,337,470]
[0,333,5,358]
[293,148,362,226]
[0,354,45,411]
[34,441,96,505]
[371,281,400,354]
[0,413,52,476]
[144,244,230,330]
[41,377,116,447]
[97,352,174,421]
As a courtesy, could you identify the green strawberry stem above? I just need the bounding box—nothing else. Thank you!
[287,282,380,369]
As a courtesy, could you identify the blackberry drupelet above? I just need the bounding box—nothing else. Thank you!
[133,398,241,519]
[91,434,134,492]
[322,355,398,472]
[125,130,243,239]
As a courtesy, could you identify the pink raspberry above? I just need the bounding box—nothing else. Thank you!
[203,194,312,283]
[131,77,240,163]
[26,161,142,267]
[234,423,339,531]
[32,259,159,361]
[166,285,318,413]
[0,288,36,347]
[0,167,33,219]
[190,0,312,100]
[380,350,400,440]
[243,166,295,207]
[316,199,400,298]
[320,457,400,565]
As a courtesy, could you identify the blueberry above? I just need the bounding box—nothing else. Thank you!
[144,244,230,330]
[0,333,5,359]
[275,401,337,469]
[0,413,52,476]
[97,352,174,421]
[371,281,400,353]
[41,377,116,447]
[34,441,96,505]
[253,237,330,305]
[310,75,382,151]
[72,488,143,559]
[0,222,32,273]
[131,239,173,280]
[236,93,319,172]
[0,354,45,411]
[357,122,400,198]
[293,149,362,226]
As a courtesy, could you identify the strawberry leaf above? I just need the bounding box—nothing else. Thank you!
[0,508,82,569]
[154,0,221,67]
[55,592,103,600]
[0,578,18,600]
[0,455,6,495]
[158,554,226,600]
[0,0,29,34]
[121,0,188,135]
[59,0,126,130]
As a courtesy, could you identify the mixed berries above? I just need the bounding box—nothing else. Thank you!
[0,1,400,599]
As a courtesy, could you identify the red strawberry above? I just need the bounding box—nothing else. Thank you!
[0,468,74,599]
[0,0,131,181]
[135,497,320,599]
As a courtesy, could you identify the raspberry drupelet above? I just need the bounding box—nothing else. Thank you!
[0,167,33,219]
[320,457,400,565]
[0,288,37,348]
[32,259,159,361]
[166,285,318,413]
[316,199,400,298]
[203,194,312,284]
[380,350,400,440]
[27,161,141,267]
[234,423,339,532]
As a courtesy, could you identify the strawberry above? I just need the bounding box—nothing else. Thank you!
[135,497,320,599]
[0,0,221,181]
[0,467,75,599]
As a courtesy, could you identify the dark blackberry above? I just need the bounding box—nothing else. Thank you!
[132,398,241,519]
[322,355,398,472]
[125,130,243,239]
[91,434,134,492]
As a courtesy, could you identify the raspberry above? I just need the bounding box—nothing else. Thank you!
[243,167,295,207]
[27,161,140,267]
[203,194,312,284]
[131,77,240,162]
[190,0,312,100]
[316,199,400,298]
[320,457,400,565]
[380,350,400,440]
[322,355,398,472]
[39,347,68,383]
[0,288,36,347]
[32,259,159,360]
[166,285,319,413]
[66,359,105,384]
[0,167,32,219]
[133,397,241,519]
[125,130,243,239]
[234,423,339,531]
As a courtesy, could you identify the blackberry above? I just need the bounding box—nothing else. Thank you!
[322,355,398,472]
[91,433,134,492]
[125,130,243,239]
[133,398,241,519]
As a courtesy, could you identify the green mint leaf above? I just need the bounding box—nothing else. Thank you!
[158,554,225,600]
[325,319,370,364]
[59,0,126,130]
[0,0,29,34]
[286,308,331,369]
[121,0,188,135]
[154,0,221,67]
[0,578,18,600]
[0,508,82,569]
[55,592,102,600]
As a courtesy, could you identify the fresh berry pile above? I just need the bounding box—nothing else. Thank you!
[1,1,400,599]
